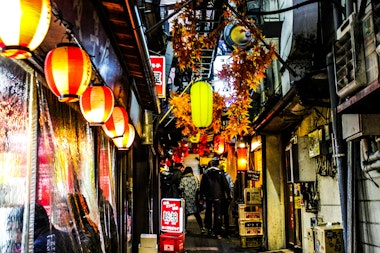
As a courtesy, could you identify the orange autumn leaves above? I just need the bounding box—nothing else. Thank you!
[170,91,224,137]
[169,0,277,142]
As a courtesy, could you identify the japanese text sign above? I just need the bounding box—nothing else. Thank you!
[160,198,184,233]
[150,56,166,99]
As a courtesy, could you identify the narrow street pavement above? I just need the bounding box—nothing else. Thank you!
[183,213,293,253]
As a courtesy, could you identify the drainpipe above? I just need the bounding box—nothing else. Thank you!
[346,0,354,16]
[327,52,348,252]
[361,138,380,172]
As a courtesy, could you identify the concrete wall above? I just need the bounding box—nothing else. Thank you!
[265,134,286,250]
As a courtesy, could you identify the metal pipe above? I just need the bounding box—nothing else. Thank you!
[362,160,380,173]
[327,51,348,252]
[144,0,193,34]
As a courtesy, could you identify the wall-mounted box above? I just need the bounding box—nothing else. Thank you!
[342,114,380,141]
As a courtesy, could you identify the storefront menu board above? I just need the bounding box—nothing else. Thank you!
[160,198,185,233]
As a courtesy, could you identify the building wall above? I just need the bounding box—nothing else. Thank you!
[295,115,342,252]
[265,134,286,250]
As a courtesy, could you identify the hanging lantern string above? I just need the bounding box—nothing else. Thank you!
[50,3,108,95]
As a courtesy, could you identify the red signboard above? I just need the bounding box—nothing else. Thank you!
[160,198,185,233]
[150,56,166,99]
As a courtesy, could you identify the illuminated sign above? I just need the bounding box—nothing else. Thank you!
[150,56,166,99]
[160,198,184,233]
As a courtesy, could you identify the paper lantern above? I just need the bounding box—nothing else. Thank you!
[44,43,92,102]
[102,106,129,138]
[113,123,135,150]
[190,81,213,127]
[189,133,200,143]
[237,147,248,171]
[80,84,114,125]
[214,135,225,155]
[0,0,51,59]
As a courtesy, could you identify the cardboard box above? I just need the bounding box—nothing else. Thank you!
[140,234,157,248]
[314,225,344,253]
[159,232,184,252]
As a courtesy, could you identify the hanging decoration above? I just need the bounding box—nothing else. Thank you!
[102,106,129,139]
[189,133,200,143]
[214,135,225,155]
[113,123,135,150]
[224,23,252,49]
[237,147,248,171]
[169,0,277,142]
[190,81,213,128]
[44,43,92,102]
[0,0,51,59]
[79,84,115,125]
[170,89,224,137]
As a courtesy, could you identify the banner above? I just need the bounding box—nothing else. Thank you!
[150,56,166,98]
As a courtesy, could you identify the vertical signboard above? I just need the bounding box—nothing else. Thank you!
[160,198,185,233]
[150,56,166,99]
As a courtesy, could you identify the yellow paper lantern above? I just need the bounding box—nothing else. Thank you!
[0,0,51,59]
[113,124,135,150]
[190,81,213,128]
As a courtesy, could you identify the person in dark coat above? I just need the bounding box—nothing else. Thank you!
[33,203,78,253]
[200,157,231,239]
[170,163,185,198]
[6,203,78,253]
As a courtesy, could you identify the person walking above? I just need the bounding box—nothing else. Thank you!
[200,157,231,239]
[222,167,234,238]
[170,163,185,198]
[178,166,206,234]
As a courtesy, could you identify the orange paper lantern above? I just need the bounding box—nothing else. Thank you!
[44,43,92,102]
[102,106,129,138]
[214,135,225,155]
[113,123,135,150]
[237,147,248,171]
[0,0,51,59]
[190,81,213,127]
[80,84,115,125]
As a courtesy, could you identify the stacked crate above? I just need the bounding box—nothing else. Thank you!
[239,187,263,249]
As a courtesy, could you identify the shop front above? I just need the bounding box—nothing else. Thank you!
[0,1,160,252]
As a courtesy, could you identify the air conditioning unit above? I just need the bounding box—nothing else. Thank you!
[334,13,367,98]
[362,2,380,85]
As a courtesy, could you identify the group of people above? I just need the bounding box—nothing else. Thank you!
[4,192,115,253]
[160,156,234,239]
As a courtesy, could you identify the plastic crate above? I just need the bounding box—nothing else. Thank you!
[239,219,263,236]
[238,205,262,219]
[159,233,184,252]
[241,235,263,248]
